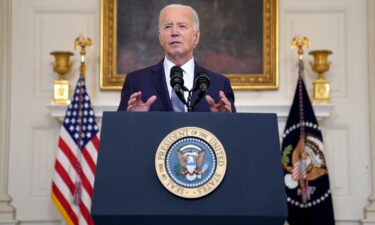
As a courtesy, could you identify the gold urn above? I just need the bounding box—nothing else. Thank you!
[309,50,333,104]
[50,51,74,105]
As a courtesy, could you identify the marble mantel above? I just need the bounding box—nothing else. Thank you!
[47,103,333,125]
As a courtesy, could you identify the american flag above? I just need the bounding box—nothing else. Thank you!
[51,75,99,225]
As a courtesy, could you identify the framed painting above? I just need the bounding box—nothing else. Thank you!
[100,0,278,90]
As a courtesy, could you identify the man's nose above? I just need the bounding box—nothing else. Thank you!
[171,26,180,36]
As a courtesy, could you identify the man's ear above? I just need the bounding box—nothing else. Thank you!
[159,31,162,46]
[194,30,200,47]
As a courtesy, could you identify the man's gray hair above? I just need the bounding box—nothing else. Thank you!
[158,4,200,31]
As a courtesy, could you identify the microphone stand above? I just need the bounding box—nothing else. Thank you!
[176,86,194,112]
[183,88,205,112]
[178,82,207,112]
[187,90,193,112]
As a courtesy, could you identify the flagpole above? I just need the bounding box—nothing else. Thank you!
[72,35,93,205]
[291,36,311,203]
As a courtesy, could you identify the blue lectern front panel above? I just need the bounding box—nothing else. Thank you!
[92,112,287,225]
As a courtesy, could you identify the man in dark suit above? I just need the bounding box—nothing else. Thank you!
[118,4,236,112]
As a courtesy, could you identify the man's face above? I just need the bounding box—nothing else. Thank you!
[159,7,200,64]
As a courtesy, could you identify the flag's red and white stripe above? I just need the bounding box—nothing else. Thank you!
[52,127,99,225]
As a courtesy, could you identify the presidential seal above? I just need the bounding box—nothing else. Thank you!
[155,127,227,199]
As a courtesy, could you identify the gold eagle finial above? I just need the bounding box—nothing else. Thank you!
[291,35,311,60]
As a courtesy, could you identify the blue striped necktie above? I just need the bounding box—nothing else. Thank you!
[171,90,185,112]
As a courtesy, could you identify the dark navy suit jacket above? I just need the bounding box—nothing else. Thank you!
[117,60,236,112]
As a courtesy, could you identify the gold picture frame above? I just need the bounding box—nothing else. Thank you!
[100,0,278,90]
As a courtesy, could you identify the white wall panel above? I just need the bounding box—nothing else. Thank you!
[283,8,347,98]
[33,11,97,98]
[324,128,350,196]
[31,126,58,196]
[9,0,99,222]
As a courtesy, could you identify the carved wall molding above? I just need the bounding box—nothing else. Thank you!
[0,0,17,223]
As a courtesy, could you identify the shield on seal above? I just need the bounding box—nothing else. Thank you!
[186,156,196,174]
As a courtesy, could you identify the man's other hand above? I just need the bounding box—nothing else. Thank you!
[205,91,232,112]
[127,91,157,112]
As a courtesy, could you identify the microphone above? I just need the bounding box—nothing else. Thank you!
[170,66,184,92]
[170,66,187,105]
[191,72,210,111]
[194,72,210,93]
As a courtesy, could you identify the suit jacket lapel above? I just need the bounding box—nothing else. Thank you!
[151,60,173,111]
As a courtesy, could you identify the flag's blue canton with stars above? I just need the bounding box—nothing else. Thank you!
[64,77,98,147]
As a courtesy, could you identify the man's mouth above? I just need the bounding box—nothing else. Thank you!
[170,41,182,45]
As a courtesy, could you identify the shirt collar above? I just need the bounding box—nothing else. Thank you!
[163,57,195,96]
[163,57,195,77]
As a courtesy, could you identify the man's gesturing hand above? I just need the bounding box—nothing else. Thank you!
[127,91,157,112]
[205,91,232,112]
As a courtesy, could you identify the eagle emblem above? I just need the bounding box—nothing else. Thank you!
[176,144,208,181]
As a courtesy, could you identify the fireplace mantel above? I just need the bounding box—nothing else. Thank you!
[47,104,333,124]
